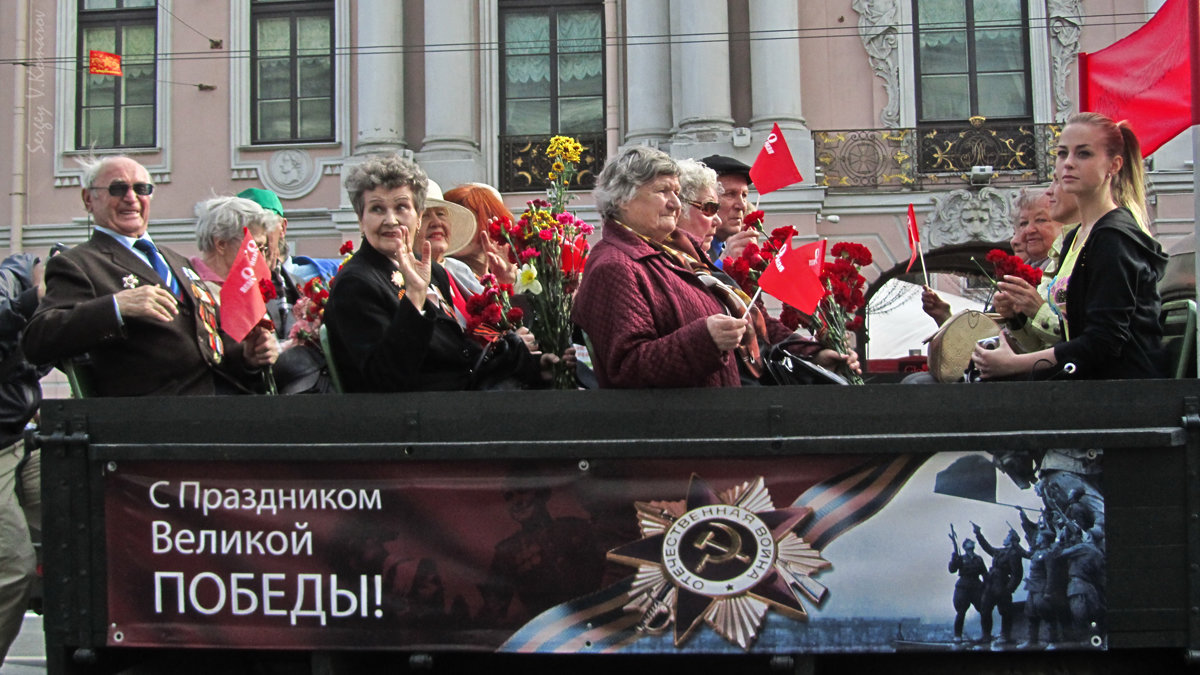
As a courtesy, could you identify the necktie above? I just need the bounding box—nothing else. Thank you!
[133,238,181,296]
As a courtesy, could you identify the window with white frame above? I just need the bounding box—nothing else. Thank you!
[76,0,157,149]
[912,0,1031,123]
[250,0,335,144]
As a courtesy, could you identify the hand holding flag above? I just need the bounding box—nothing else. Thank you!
[750,123,804,196]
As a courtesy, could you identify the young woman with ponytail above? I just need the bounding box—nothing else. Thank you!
[971,112,1168,380]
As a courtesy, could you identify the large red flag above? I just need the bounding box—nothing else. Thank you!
[1079,0,1198,156]
[749,123,804,195]
[220,229,272,342]
[88,50,123,76]
[758,239,826,315]
[905,203,920,273]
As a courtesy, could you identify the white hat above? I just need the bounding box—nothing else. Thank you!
[424,180,477,256]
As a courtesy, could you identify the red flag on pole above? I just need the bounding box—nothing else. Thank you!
[749,122,804,195]
[88,50,123,76]
[758,239,826,315]
[1078,0,1198,156]
[905,204,920,273]
[220,229,272,342]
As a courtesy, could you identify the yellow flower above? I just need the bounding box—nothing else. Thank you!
[547,172,557,180]
[515,263,543,295]
[552,161,565,172]
[548,135,583,163]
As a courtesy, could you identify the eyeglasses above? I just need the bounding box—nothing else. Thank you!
[685,199,720,217]
[89,181,154,197]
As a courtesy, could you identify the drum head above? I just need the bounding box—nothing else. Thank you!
[926,310,1000,383]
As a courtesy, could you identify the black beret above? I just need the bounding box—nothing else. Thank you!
[700,154,752,185]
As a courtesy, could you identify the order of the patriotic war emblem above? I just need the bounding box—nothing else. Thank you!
[608,474,830,650]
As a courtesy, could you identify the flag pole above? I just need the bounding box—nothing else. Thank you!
[919,245,929,287]
[1190,0,1200,373]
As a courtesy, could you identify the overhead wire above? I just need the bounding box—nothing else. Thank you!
[0,8,1162,70]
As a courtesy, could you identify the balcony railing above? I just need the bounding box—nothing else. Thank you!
[499,133,606,193]
[814,120,1060,190]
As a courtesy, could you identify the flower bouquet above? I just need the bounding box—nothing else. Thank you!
[722,210,799,299]
[464,273,524,346]
[490,136,594,389]
[808,242,872,385]
[287,276,331,347]
[982,249,1043,287]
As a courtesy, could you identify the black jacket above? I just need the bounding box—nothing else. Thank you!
[0,254,50,447]
[1053,207,1167,379]
[324,239,540,392]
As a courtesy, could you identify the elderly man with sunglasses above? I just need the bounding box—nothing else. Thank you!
[23,156,278,396]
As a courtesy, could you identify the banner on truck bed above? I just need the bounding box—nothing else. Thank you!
[105,451,1106,654]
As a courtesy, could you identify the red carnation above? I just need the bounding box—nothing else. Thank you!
[258,278,277,302]
[339,240,355,256]
[506,307,524,324]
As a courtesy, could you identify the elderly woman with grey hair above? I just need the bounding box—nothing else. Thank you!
[188,196,273,301]
[674,159,722,252]
[572,145,750,388]
[323,153,549,392]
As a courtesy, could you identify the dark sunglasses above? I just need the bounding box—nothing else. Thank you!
[90,181,154,197]
[685,199,719,217]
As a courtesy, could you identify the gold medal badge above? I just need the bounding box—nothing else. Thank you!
[607,474,830,650]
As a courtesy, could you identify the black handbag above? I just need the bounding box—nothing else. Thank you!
[469,331,534,390]
[760,336,849,386]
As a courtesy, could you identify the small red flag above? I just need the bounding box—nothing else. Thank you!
[1079,0,1196,156]
[88,50,123,76]
[749,123,804,195]
[905,204,920,273]
[758,239,826,315]
[220,229,272,342]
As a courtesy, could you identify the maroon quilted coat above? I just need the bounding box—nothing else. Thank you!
[572,222,739,388]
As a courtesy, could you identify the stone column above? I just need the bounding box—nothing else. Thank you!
[747,0,813,181]
[672,0,733,146]
[353,1,405,155]
[417,0,484,186]
[624,0,672,148]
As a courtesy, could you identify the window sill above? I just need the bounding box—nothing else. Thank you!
[64,147,162,157]
[240,141,342,152]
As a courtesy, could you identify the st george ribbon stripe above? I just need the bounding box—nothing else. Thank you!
[793,454,930,550]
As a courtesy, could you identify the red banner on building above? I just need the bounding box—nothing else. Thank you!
[88,50,123,76]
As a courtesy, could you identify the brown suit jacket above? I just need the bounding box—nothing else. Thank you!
[23,230,259,396]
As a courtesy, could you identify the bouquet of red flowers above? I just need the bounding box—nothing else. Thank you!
[464,273,524,347]
[809,242,872,385]
[286,276,332,347]
[489,135,594,388]
[722,209,799,298]
[984,249,1043,286]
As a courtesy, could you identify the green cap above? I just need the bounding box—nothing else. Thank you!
[237,188,284,217]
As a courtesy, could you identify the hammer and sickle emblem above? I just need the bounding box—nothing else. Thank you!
[693,523,751,573]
